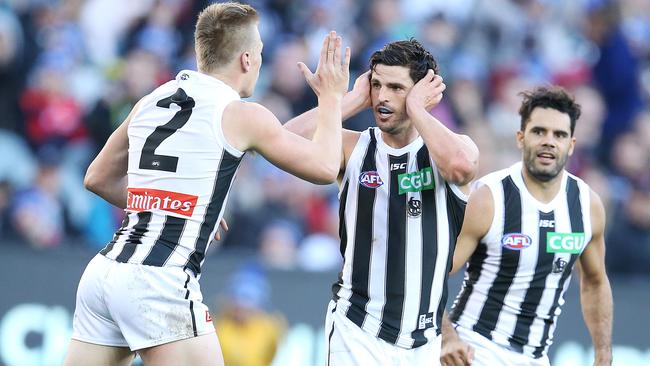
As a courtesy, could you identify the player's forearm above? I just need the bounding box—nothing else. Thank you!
[84,175,128,209]
[441,310,460,343]
[406,106,478,185]
[581,276,613,365]
[283,91,366,139]
[308,94,343,183]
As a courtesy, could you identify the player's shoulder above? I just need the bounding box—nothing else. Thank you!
[473,163,515,190]
[224,101,275,123]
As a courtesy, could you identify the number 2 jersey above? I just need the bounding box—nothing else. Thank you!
[100,70,244,276]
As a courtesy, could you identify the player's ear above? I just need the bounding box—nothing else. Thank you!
[516,130,524,149]
[568,136,576,156]
[240,52,251,72]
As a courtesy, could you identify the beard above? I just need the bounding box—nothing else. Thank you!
[523,149,568,182]
[374,111,408,135]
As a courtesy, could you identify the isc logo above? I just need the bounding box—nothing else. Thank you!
[539,219,555,228]
[390,162,407,171]
[501,233,533,250]
[359,171,384,188]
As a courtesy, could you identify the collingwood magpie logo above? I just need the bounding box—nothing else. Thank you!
[407,197,422,217]
[552,258,567,274]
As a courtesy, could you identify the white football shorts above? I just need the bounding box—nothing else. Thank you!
[455,325,550,366]
[325,300,442,366]
[71,254,214,350]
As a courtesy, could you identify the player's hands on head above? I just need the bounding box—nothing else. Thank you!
[440,336,474,366]
[345,70,371,111]
[298,30,350,99]
[406,69,445,112]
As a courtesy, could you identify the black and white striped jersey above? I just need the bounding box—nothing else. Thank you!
[450,162,593,358]
[332,127,467,349]
[100,70,244,276]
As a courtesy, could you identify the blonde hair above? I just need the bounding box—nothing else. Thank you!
[194,2,259,73]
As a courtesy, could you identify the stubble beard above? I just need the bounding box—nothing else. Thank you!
[523,150,567,183]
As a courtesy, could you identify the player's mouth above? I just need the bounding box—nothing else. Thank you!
[537,152,556,164]
[376,106,394,120]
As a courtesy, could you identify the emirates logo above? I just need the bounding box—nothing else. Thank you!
[127,188,198,217]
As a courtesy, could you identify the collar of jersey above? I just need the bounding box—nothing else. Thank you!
[175,70,240,99]
[374,128,423,156]
[510,161,568,213]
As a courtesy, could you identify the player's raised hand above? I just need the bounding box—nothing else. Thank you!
[298,31,350,99]
[441,336,474,366]
[406,69,446,112]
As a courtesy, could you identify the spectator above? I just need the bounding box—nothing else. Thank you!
[214,263,286,366]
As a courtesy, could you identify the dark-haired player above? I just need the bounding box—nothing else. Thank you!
[441,87,613,366]
[285,38,479,365]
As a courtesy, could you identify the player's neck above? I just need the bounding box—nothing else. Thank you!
[380,124,419,149]
[201,69,246,96]
[520,167,564,204]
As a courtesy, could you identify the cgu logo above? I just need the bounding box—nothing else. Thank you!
[501,233,533,250]
[359,171,384,188]
[546,232,586,254]
[127,188,198,217]
[398,167,435,194]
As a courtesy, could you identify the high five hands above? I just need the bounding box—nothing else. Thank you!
[298,31,351,98]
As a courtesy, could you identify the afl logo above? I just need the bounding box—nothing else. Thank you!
[501,233,532,250]
[359,171,384,188]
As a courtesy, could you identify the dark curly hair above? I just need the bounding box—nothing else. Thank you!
[518,86,582,135]
[369,38,439,83]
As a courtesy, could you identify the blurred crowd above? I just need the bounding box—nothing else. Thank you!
[0,0,649,275]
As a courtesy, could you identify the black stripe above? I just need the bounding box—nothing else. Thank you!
[412,146,437,347]
[142,216,187,266]
[566,177,584,232]
[189,300,197,336]
[449,242,489,323]
[327,320,336,366]
[183,273,198,337]
[510,210,556,352]
[346,129,378,328]
[378,153,409,344]
[338,181,349,257]
[436,183,467,331]
[186,150,242,275]
[115,212,152,263]
[331,181,350,300]
[100,214,130,256]
[473,176,521,338]
[533,177,583,357]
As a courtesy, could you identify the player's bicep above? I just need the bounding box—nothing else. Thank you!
[225,102,336,183]
[579,190,607,281]
[451,185,493,274]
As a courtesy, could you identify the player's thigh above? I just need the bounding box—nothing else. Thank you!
[138,332,224,366]
[63,339,134,366]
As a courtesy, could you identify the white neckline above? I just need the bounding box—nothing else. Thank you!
[510,161,567,213]
[374,128,423,156]
[176,70,240,98]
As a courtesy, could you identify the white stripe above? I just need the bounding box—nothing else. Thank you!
[366,146,388,329]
